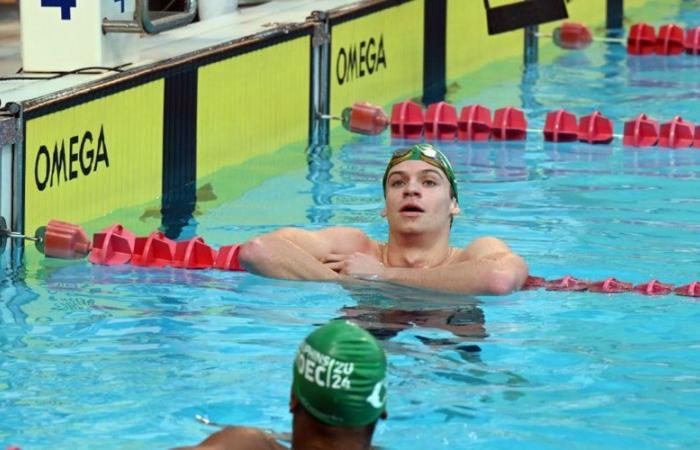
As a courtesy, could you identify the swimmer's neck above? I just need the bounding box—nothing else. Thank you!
[385,229,452,268]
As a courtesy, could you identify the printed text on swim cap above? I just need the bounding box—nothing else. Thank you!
[297,344,354,390]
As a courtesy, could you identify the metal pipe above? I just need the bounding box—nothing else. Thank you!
[524,25,539,66]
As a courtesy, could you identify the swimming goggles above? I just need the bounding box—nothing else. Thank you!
[382,144,458,202]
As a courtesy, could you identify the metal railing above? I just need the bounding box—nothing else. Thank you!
[103,0,198,35]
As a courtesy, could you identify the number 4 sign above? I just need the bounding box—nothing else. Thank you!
[40,1,125,20]
[40,0,76,20]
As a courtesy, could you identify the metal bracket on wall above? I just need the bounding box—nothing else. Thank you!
[308,11,331,148]
[524,25,539,65]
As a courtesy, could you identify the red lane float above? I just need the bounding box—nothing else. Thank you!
[685,26,700,55]
[89,224,135,266]
[655,23,685,55]
[458,104,492,141]
[543,109,578,142]
[587,278,634,293]
[425,102,458,140]
[694,126,700,148]
[634,280,674,295]
[341,102,389,135]
[623,113,659,147]
[131,231,176,268]
[578,111,614,144]
[390,100,424,139]
[553,22,593,50]
[40,220,92,259]
[628,22,657,55]
[659,116,694,148]
[545,276,588,292]
[172,237,217,269]
[675,282,700,297]
[214,244,245,271]
[492,107,527,141]
[522,275,546,290]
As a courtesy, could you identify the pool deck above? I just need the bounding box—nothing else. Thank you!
[0,0,351,104]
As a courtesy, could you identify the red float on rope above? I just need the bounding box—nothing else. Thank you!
[424,102,458,140]
[675,282,700,297]
[522,275,546,290]
[553,22,593,50]
[627,23,657,55]
[623,113,659,147]
[684,26,700,55]
[214,244,245,271]
[545,276,588,292]
[587,278,634,293]
[492,107,527,141]
[655,23,685,55]
[543,109,579,142]
[88,224,135,266]
[390,100,424,139]
[341,102,389,136]
[634,280,674,295]
[578,111,614,144]
[458,104,492,141]
[131,231,176,268]
[40,220,92,259]
[172,237,217,269]
[658,116,694,148]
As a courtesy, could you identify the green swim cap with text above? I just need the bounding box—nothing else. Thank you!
[292,320,387,427]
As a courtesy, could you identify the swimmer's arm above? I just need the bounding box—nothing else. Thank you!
[239,227,374,281]
[382,238,528,295]
[172,426,284,450]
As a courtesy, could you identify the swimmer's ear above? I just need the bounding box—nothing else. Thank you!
[380,207,387,218]
[450,199,460,215]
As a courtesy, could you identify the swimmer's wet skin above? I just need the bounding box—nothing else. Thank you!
[239,143,528,295]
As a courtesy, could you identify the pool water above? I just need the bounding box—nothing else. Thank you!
[3,6,700,450]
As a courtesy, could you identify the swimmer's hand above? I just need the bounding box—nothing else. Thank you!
[323,252,386,281]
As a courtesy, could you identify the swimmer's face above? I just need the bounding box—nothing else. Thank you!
[382,160,460,234]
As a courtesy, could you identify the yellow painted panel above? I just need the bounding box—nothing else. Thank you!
[330,1,423,115]
[24,81,164,235]
[197,36,310,179]
[446,0,523,82]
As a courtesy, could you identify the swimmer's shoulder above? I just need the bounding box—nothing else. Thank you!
[174,426,285,450]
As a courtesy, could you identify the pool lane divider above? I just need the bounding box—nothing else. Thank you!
[543,21,700,55]
[3,218,699,298]
[337,98,700,148]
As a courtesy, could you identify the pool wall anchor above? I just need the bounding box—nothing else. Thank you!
[0,215,44,256]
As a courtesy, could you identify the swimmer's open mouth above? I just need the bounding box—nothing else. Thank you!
[400,204,425,213]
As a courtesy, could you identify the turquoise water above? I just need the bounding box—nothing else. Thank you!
[4,7,700,450]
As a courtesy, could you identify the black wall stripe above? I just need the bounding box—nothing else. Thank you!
[423,0,447,104]
[606,0,624,32]
[161,68,197,239]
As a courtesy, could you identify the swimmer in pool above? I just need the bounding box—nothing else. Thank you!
[239,143,528,295]
[176,320,388,450]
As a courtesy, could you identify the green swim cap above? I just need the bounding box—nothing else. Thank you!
[382,143,458,202]
[292,320,387,427]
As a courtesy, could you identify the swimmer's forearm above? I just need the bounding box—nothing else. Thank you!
[239,236,340,281]
[381,256,528,295]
